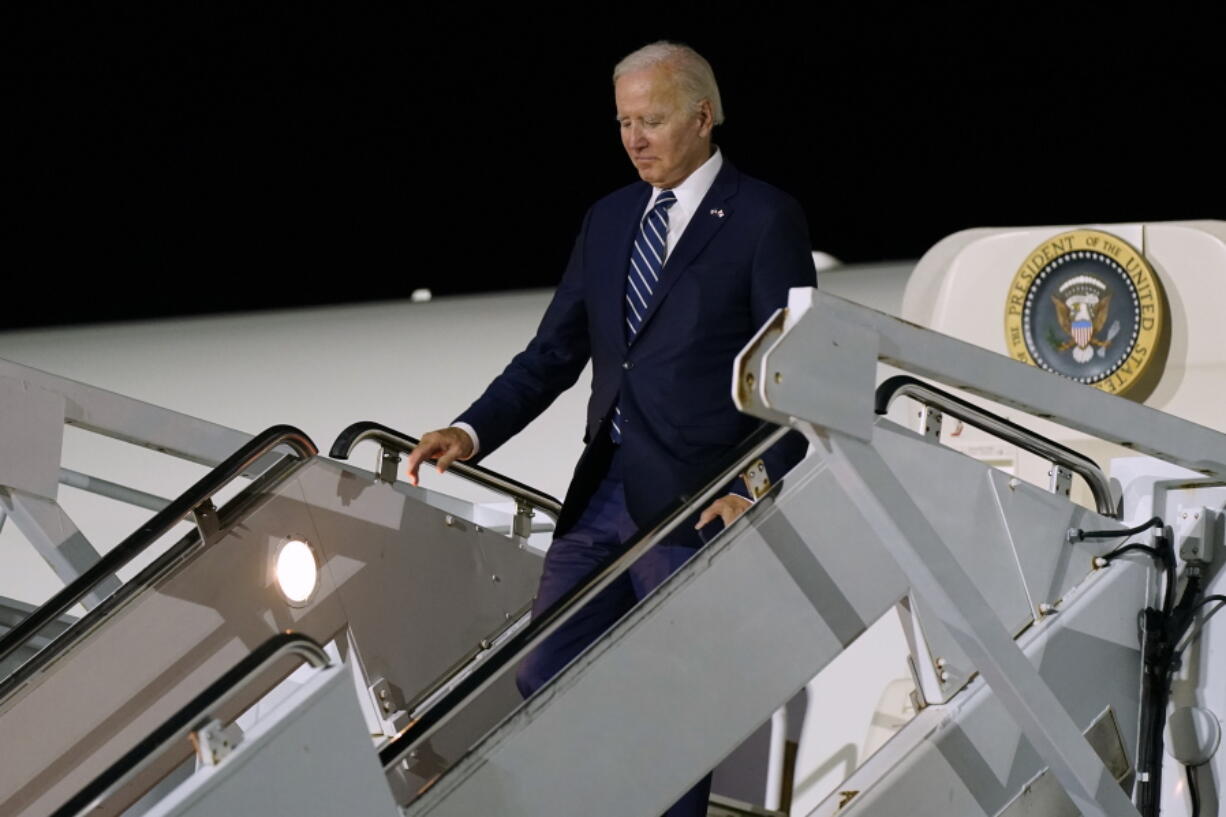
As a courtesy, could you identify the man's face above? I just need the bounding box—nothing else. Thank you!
[615,65,713,189]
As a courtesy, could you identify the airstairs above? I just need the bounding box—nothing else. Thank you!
[3,290,1226,817]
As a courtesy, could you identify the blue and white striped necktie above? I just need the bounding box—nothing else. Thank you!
[612,189,676,443]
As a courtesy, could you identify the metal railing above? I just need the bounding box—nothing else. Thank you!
[378,422,790,772]
[50,632,331,817]
[874,375,1118,517]
[0,425,317,698]
[330,421,562,537]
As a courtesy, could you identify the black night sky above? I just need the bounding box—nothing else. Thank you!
[9,4,1225,329]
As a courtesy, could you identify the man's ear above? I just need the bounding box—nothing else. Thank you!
[696,99,714,138]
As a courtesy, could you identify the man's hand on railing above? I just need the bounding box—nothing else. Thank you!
[405,427,475,486]
[695,494,751,531]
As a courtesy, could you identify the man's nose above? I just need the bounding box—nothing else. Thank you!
[627,125,648,148]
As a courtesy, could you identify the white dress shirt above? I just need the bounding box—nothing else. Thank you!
[454,148,725,457]
[642,147,723,263]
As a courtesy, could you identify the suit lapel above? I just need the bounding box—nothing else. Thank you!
[631,162,739,344]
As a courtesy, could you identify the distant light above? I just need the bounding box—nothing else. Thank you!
[811,251,842,272]
[275,539,319,605]
[411,289,433,303]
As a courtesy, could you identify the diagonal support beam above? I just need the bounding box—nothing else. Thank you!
[824,432,1139,817]
[0,489,121,609]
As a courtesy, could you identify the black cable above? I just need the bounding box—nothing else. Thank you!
[1195,594,1226,614]
[1171,594,1226,665]
[1158,532,1177,616]
[1186,764,1201,817]
[1101,542,1162,561]
[1094,527,1175,616]
[1099,513,1214,817]
[1137,570,1203,817]
[1072,515,1163,541]
[1135,607,1168,817]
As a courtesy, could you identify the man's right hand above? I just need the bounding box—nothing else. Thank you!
[405,427,475,486]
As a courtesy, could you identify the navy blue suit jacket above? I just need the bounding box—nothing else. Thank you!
[456,159,816,538]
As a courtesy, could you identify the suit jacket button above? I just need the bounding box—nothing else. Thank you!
[623,361,633,370]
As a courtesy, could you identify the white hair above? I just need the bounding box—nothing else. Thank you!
[613,41,725,126]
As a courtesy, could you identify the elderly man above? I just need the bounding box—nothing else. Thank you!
[407,41,814,816]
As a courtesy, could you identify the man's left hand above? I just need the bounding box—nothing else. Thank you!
[695,493,752,530]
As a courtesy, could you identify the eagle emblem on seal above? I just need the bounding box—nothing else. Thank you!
[1049,275,1119,364]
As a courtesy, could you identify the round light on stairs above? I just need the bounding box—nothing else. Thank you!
[275,539,319,605]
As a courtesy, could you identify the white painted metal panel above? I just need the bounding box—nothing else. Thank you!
[144,665,399,817]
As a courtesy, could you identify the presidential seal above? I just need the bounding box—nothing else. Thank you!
[1004,229,1168,400]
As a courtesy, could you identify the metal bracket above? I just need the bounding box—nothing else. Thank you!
[512,498,535,539]
[741,459,771,500]
[377,446,402,485]
[1049,465,1073,498]
[190,718,244,766]
[403,738,448,779]
[933,654,967,694]
[370,676,410,735]
[920,406,943,442]
[385,737,449,803]
[191,499,219,543]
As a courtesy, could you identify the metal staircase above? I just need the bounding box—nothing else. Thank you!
[7,291,1226,817]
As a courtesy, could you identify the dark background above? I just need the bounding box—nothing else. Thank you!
[9,3,1224,329]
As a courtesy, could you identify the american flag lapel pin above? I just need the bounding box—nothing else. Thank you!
[710,208,725,218]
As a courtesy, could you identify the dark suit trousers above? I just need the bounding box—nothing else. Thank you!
[514,446,714,817]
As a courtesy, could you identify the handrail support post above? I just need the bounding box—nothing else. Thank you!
[513,498,535,539]
[921,405,943,442]
[377,447,402,485]
[190,718,244,767]
[1049,465,1073,498]
[191,499,219,544]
